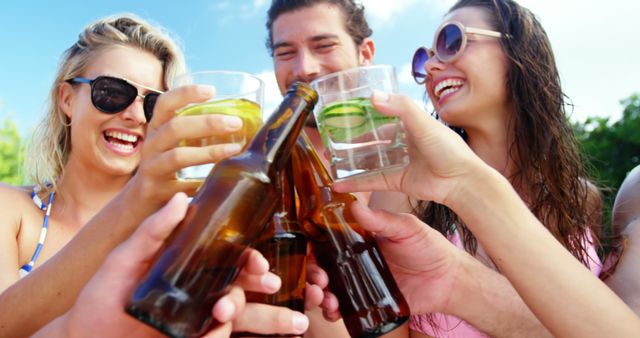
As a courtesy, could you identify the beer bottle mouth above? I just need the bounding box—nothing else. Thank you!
[288,81,318,104]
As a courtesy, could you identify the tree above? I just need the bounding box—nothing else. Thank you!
[573,93,640,241]
[0,117,25,185]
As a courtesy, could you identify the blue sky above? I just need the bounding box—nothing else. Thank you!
[1,0,639,135]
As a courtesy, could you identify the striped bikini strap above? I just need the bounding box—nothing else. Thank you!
[19,191,55,277]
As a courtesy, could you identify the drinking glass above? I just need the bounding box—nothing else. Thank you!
[174,71,264,181]
[310,65,408,179]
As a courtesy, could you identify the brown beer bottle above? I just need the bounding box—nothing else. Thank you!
[235,163,307,338]
[125,82,318,338]
[291,132,410,338]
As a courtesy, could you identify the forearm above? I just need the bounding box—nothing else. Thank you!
[449,166,640,337]
[31,314,68,338]
[0,180,153,337]
[447,252,551,337]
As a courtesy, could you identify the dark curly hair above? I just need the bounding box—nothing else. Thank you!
[416,0,602,269]
[265,0,372,56]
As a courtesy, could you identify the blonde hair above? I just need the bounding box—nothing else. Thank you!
[26,14,185,192]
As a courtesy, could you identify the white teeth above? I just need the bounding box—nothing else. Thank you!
[435,79,464,98]
[110,142,134,151]
[440,87,459,98]
[104,131,139,143]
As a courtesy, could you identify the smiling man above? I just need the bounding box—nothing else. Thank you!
[263,1,556,338]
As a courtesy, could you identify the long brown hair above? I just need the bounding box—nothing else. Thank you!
[416,0,601,267]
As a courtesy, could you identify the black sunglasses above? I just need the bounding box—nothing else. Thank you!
[66,75,162,122]
[412,21,503,84]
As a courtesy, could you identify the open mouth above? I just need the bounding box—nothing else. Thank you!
[103,130,141,152]
[434,79,464,99]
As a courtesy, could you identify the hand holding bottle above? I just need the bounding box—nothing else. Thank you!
[33,193,309,338]
[126,82,317,338]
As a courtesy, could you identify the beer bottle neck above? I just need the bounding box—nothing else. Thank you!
[246,82,317,175]
[296,132,334,186]
[273,164,298,233]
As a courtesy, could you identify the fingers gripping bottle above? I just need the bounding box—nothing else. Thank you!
[291,132,410,338]
[236,163,308,337]
[125,82,317,338]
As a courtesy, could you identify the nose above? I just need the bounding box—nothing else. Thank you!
[424,55,445,78]
[119,96,147,125]
[294,50,321,83]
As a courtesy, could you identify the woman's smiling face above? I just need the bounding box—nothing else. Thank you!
[424,6,510,130]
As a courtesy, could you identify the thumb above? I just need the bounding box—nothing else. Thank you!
[371,91,434,143]
[350,200,426,242]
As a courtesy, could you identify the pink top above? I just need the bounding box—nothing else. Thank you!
[409,229,602,337]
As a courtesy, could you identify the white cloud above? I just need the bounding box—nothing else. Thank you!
[253,0,268,9]
[255,70,283,121]
[398,62,414,86]
[208,0,265,25]
[361,0,454,26]
[517,0,640,122]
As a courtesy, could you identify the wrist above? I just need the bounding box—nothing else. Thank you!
[444,160,507,214]
[443,250,486,317]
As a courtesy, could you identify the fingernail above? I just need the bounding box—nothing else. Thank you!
[223,115,243,130]
[223,143,242,155]
[196,85,216,97]
[261,273,281,291]
[215,297,235,322]
[372,90,390,103]
[292,312,309,333]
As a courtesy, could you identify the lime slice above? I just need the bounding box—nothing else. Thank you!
[177,98,260,119]
[323,114,367,128]
[318,98,396,143]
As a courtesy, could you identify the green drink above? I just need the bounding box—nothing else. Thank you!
[177,98,263,181]
[172,71,264,182]
[317,97,396,144]
[316,97,407,178]
[311,65,408,179]
[178,98,263,148]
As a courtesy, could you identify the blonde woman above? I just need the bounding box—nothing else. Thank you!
[0,14,247,336]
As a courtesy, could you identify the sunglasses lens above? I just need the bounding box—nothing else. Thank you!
[437,23,463,62]
[92,77,137,113]
[143,92,159,122]
[412,48,429,84]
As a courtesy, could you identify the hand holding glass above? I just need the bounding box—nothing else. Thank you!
[310,65,408,179]
[173,71,264,181]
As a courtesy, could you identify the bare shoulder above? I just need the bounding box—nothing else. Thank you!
[605,219,640,315]
[0,183,35,221]
[0,183,39,290]
[613,165,640,235]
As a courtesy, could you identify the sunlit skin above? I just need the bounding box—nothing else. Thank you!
[269,4,375,337]
[424,7,510,139]
[60,46,163,179]
[271,3,374,95]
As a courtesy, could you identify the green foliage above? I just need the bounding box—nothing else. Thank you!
[572,94,640,242]
[0,117,25,185]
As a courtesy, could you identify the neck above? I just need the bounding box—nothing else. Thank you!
[464,120,517,179]
[53,154,131,230]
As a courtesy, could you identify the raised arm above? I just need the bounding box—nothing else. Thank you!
[0,85,244,337]
[333,92,640,337]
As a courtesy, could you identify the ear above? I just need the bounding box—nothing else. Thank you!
[58,81,75,119]
[357,38,375,66]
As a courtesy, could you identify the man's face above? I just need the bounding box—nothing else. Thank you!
[271,3,373,95]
